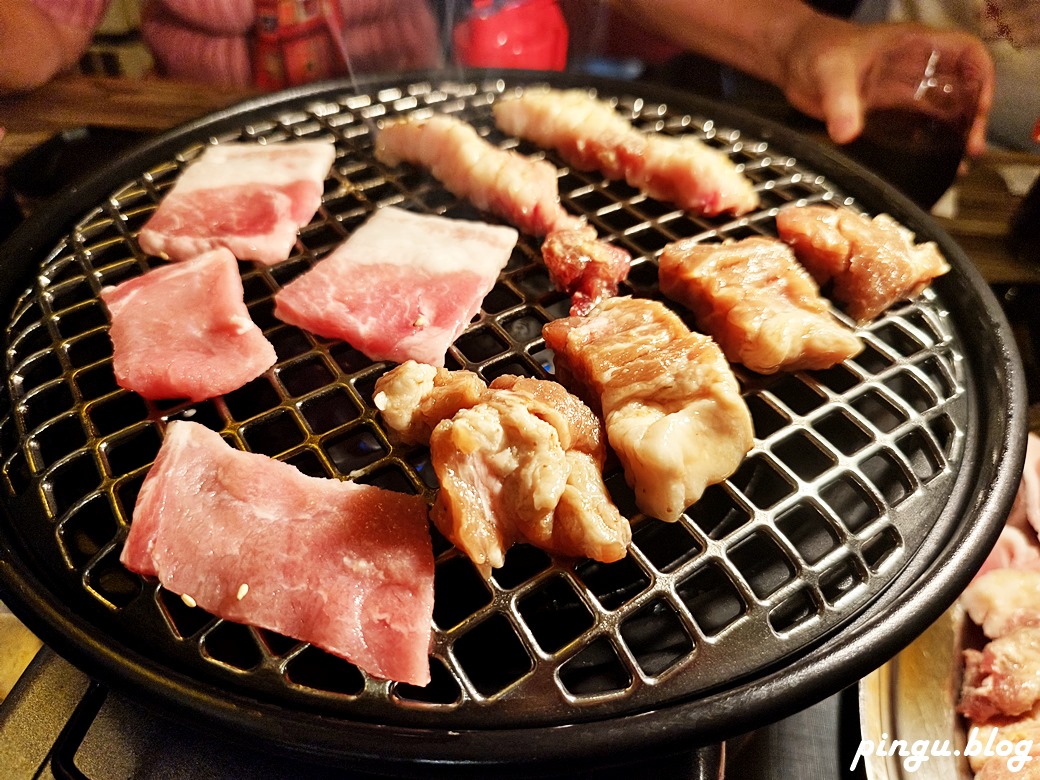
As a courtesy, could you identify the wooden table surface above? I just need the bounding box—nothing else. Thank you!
[1,74,1038,285]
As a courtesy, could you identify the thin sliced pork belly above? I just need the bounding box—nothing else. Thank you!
[138,140,336,265]
[493,88,759,217]
[659,236,862,373]
[775,204,950,321]
[100,248,276,402]
[374,362,630,575]
[274,207,517,366]
[542,297,754,522]
[374,114,582,236]
[960,626,1040,722]
[541,225,632,316]
[121,421,434,686]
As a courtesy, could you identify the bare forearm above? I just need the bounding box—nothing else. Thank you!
[609,0,835,88]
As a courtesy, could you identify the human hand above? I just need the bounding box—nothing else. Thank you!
[778,19,995,157]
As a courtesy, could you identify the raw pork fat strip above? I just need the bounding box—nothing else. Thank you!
[121,420,435,686]
[374,114,582,236]
[543,297,754,522]
[493,88,759,217]
[659,236,862,373]
[775,204,950,322]
[138,140,336,265]
[374,363,631,575]
[274,207,517,366]
[100,248,277,401]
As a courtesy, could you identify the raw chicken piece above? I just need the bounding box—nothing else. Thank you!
[138,140,336,265]
[960,626,1040,722]
[541,225,632,316]
[373,361,488,445]
[374,362,630,575]
[493,88,759,217]
[374,114,583,236]
[274,207,517,366]
[100,248,276,402]
[962,569,1040,640]
[121,421,434,686]
[542,296,754,522]
[775,204,950,322]
[659,236,862,373]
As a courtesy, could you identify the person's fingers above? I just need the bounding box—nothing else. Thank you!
[814,52,865,145]
[964,45,995,157]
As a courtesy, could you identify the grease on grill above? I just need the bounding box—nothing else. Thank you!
[0,78,970,727]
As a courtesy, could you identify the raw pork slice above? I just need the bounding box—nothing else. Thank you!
[374,114,583,236]
[274,207,517,366]
[775,204,950,321]
[493,88,759,217]
[100,248,276,401]
[138,140,336,265]
[121,420,434,686]
[374,362,631,575]
[960,626,1040,722]
[659,236,862,373]
[543,297,754,522]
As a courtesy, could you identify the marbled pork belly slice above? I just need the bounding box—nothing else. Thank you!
[274,207,517,366]
[120,421,434,686]
[542,296,753,522]
[659,236,862,373]
[493,87,759,217]
[960,626,1040,723]
[374,362,630,575]
[775,204,950,322]
[541,225,632,316]
[138,140,336,265]
[374,114,582,236]
[99,248,276,402]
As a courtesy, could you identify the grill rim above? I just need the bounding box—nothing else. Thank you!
[0,68,1027,771]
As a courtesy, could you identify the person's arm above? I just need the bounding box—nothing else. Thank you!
[612,0,995,156]
[0,0,107,94]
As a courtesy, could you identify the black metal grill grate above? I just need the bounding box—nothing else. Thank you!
[1,77,967,729]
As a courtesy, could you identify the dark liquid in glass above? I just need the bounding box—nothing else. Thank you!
[841,107,967,209]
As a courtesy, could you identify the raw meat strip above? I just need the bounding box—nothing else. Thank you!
[374,114,583,236]
[138,140,336,265]
[274,207,517,366]
[960,626,1040,722]
[374,362,631,575]
[543,296,753,522]
[493,88,759,217]
[541,225,632,316]
[120,420,434,686]
[659,236,862,373]
[775,204,950,322]
[961,569,1040,640]
[99,248,276,402]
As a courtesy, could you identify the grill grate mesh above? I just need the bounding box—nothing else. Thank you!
[1,77,966,728]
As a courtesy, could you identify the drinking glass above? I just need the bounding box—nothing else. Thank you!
[841,38,983,210]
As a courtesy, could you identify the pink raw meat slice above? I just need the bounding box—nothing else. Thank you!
[120,420,435,686]
[274,207,518,366]
[100,248,276,402]
[138,140,336,265]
